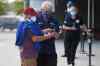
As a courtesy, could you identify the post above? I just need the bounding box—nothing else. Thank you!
[92,0,94,29]
[87,0,95,66]
[80,31,87,54]
[88,0,90,29]
[91,0,95,57]
[87,0,92,66]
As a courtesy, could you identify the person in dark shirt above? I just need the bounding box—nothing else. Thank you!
[36,1,60,66]
[63,3,84,66]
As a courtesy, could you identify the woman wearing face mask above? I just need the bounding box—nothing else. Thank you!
[15,7,55,66]
[63,2,84,66]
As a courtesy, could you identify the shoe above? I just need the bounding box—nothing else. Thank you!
[61,54,68,57]
[72,62,75,66]
[67,60,72,65]
[68,62,72,65]
[67,60,75,66]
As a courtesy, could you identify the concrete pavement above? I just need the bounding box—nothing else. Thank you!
[0,32,100,66]
[56,40,100,66]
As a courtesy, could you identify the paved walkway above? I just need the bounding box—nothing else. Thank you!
[56,40,100,66]
[0,32,100,66]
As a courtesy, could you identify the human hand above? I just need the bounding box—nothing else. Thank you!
[42,28,54,33]
[46,32,59,39]
[19,47,23,53]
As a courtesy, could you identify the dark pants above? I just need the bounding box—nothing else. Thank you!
[37,54,57,66]
[37,39,57,66]
[64,31,80,64]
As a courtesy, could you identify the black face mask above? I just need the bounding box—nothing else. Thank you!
[41,11,50,23]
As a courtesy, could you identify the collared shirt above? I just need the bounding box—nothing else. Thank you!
[37,11,60,32]
[64,12,83,31]
[36,11,60,55]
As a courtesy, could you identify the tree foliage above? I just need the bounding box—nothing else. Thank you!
[14,1,24,14]
[0,1,6,15]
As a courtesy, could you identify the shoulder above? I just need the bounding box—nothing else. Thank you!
[37,11,42,16]
[18,20,25,27]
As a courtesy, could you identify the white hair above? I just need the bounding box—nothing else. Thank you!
[41,1,53,12]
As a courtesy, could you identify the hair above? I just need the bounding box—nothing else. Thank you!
[41,1,53,12]
[23,7,37,16]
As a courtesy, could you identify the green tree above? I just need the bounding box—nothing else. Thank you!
[0,1,6,15]
[14,1,24,14]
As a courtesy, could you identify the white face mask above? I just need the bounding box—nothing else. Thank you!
[31,16,37,22]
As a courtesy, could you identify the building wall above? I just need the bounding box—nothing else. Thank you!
[77,0,100,39]
[55,0,65,21]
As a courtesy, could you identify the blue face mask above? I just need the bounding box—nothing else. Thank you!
[67,6,78,16]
